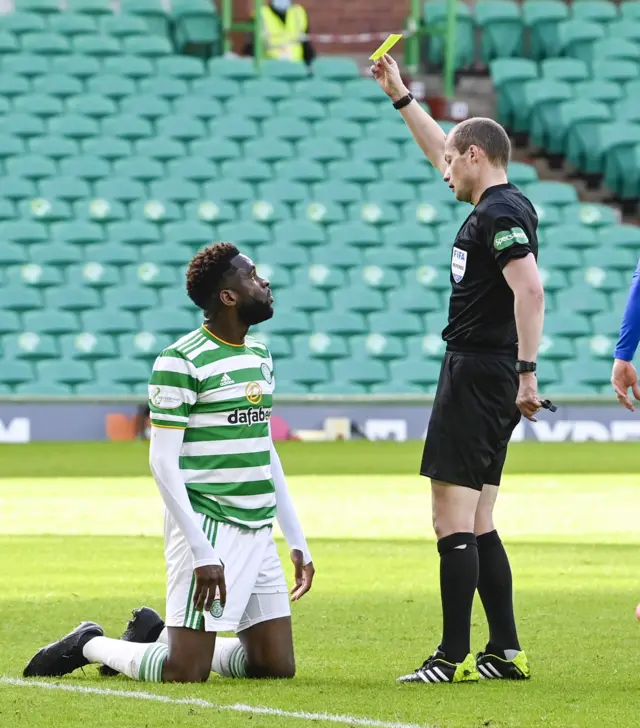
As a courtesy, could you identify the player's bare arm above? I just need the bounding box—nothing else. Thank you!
[502,254,545,421]
[371,53,447,173]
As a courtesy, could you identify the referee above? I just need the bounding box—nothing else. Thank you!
[611,257,640,411]
[372,55,544,684]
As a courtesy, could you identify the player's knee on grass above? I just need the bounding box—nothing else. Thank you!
[431,480,479,539]
[246,654,296,679]
[240,617,296,679]
[162,656,211,683]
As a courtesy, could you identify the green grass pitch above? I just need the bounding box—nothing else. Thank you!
[1,442,640,728]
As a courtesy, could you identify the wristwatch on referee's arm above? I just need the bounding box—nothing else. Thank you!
[515,360,537,374]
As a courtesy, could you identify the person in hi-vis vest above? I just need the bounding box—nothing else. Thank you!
[244,0,316,66]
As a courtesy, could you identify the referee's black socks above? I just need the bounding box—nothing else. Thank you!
[477,530,521,653]
[437,532,478,664]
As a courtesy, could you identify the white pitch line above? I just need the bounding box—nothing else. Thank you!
[0,677,430,728]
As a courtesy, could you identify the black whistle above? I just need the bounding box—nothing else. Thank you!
[540,399,557,413]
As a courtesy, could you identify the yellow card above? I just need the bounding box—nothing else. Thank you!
[369,33,403,61]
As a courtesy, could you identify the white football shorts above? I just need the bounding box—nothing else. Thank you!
[164,509,291,633]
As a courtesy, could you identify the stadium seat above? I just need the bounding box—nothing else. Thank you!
[95,358,151,385]
[293,332,349,360]
[0,360,34,385]
[123,35,172,58]
[22,32,71,56]
[208,57,256,81]
[541,57,589,82]
[121,0,169,37]
[24,309,79,334]
[1,11,47,35]
[523,0,569,60]
[22,197,73,223]
[475,1,524,62]
[424,1,475,69]
[558,19,605,63]
[3,332,59,361]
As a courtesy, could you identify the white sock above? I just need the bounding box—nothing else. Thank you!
[212,637,247,678]
[83,637,168,682]
[154,628,246,677]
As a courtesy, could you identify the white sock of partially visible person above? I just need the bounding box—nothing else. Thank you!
[156,628,247,678]
[83,637,168,682]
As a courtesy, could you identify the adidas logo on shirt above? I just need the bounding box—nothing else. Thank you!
[220,373,235,387]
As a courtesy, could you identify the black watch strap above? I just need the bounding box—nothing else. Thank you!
[515,360,537,374]
[393,93,414,110]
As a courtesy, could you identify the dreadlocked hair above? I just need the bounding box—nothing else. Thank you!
[186,242,240,310]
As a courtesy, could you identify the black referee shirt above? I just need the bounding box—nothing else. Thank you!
[442,182,539,355]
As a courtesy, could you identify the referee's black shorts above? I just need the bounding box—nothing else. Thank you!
[420,351,521,490]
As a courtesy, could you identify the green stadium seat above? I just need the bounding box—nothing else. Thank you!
[0,310,21,334]
[570,266,624,293]
[184,199,234,224]
[295,77,341,103]
[272,220,323,248]
[242,78,290,104]
[349,202,399,227]
[347,138,398,166]
[6,263,63,288]
[118,332,171,359]
[112,156,163,182]
[21,32,71,56]
[49,54,101,80]
[163,221,212,247]
[39,176,90,202]
[599,224,640,249]
[140,308,195,335]
[76,381,132,395]
[332,357,387,386]
[614,97,640,124]
[272,358,327,389]
[0,72,29,98]
[99,13,148,37]
[240,199,291,224]
[0,135,25,161]
[0,112,44,138]
[209,115,258,142]
[165,157,216,184]
[262,116,311,142]
[257,310,309,336]
[620,0,640,20]
[542,245,582,270]
[95,358,150,385]
[256,243,308,269]
[59,332,117,361]
[312,180,361,206]
[548,223,598,250]
[86,73,136,100]
[104,285,155,310]
[475,1,524,62]
[572,122,640,176]
[405,332,447,360]
[583,246,636,271]
[123,34,172,58]
[45,286,101,311]
[604,142,640,201]
[559,358,611,387]
[258,59,306,82]
[558,19,605,63]
[313,118,360,143]
[221,158,271,183]
[49,113,99,139]
[592,59,639,84]
[75,199,128,223]
[175,95,222,121]
[216,220,269,248]
[67,261,119,287]
[0,284,42,311]
[109,220,160,246]
[591,310,623,337]
[6,154,55,180]
[340,78,383,104]
[562,202,618,227]
[67,93,117,119]
[541,57,589,82]
[188,136,237,164]
[508,161,539,186]
[59,155,110,181]
[573,334,614,361]
[22,197,73,222]
[242,138,293,165]
[523,0,568,60]
[102,114,153,141]
[303,264,346,291]
[556,286,609,315]
[203,178,252,204]
[575,78,623,104]
[312,311,366,336]
[253,263,291,289]
[0,220,47,244]
[369,310,424,336]
[51,220,103,246]
[208,57,256,81]
[328,285,384,313]
[4,332,58,361]
[592,38,640,65]
[24,309,79,333]
[72,33,121,57]
[156,57,204,82]
[2,52,48,77]
[0,176,36,200]
[293,332,348,360]
[0,200,17,223]
[14,93,62,119]
[351,333,405,361]
[310,243,361,269]
[223,95,273,122]
[82,309,137,334]
[382,221,437,249]
[389,359,442,388]
[272,286,329,314]
[329,221,381,249]
[29,242,80,266]
[1,12,47,35]
[327,160,376,185]
[116,94,169,120]
[525,181,579,207]
[191,75,239,100]
[158,288,197,310]
[259,179,307,205]
[572,1,618,23]
[131,199,183,223]
[526,79,574,145]
[103,55,154,80]
[172,0,220,51]
[538,334,574,361]
[424,1,475,69]
[328,99,377,124]
[0,360,33,385]
[296,136,347,165]
[273,99,325,124]
[121,0,168,36]
[135,136,184,162]
[67,0,112,13]
[312,56,359,81]
[388,283,442,314]
[137,76,187,100]
[294,200,343,225]
[367,180,416,205]
[94,177,145,202]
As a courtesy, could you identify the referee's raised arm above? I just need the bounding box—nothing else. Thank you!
[371,54,447,173]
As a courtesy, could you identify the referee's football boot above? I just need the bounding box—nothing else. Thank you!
[99,606,165,677]
[23,622,104,678]
[397,649,479,683]
[476,649,531,680]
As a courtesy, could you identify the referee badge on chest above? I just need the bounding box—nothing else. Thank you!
[451,247,467,283]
